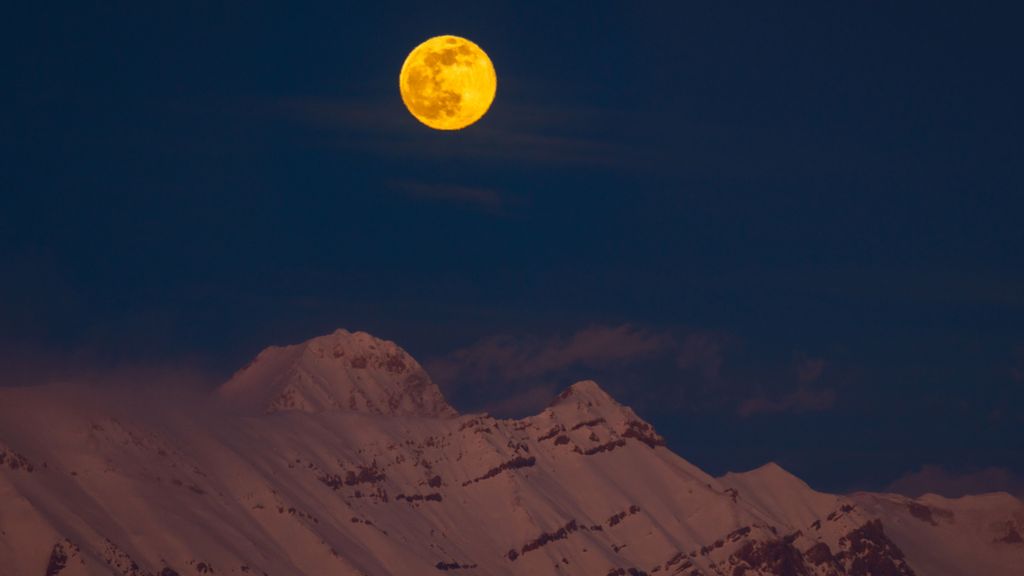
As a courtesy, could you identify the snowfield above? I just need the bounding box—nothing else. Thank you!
[1,329,1021,575]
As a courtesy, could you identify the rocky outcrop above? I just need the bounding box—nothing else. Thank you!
[0,442,34,473]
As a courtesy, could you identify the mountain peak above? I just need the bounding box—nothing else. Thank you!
[550,380,621,410]
[723,462,810,488]
[217,329,456,417]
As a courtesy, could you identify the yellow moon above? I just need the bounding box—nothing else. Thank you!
[399,35,497,130]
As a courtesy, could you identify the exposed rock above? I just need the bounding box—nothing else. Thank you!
[463,456,536,486]
[45,539,81,576]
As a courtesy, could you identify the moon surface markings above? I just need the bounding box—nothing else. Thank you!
[399,36,497,130]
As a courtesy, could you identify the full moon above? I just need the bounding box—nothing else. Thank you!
[399,35,497,130]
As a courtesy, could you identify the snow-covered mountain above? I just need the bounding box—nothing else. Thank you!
[1,329,1021,575]
[218,329,455,417]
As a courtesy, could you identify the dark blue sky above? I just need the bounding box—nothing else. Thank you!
[4,2,1023,494]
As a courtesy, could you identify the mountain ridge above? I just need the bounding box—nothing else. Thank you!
[1,329,1021,576]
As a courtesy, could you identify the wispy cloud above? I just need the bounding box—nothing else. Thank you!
[795,355,827,383]
[427,324,673,387]
[483,385,561,418]
[736,385,837,417]
[886,465,1024,499]
[676,333,726,380]
[427,324,848,419]
[277,97,627,167]
[389,180,506,212]
[733,352,837,417]
[425,324,676,415]
[0,344,215,393]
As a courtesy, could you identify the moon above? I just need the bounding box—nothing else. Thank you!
[399,35,497,130]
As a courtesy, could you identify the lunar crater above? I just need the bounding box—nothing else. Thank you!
[399,36,496,130]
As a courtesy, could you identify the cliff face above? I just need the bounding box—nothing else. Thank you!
[1,330,1021,576]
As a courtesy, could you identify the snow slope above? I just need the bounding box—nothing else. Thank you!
[218,329,455,417]
[1,329,1021,576]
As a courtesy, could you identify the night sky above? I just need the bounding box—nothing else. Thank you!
[4,3,1023,495]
